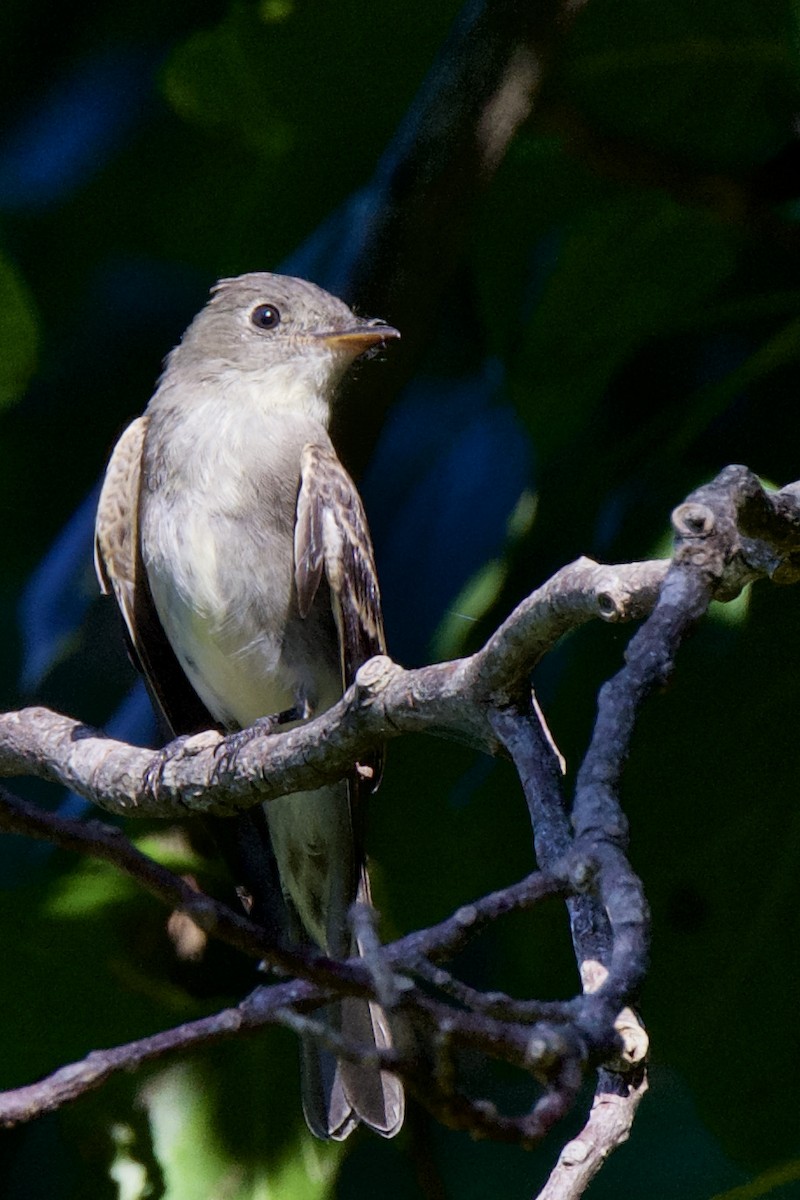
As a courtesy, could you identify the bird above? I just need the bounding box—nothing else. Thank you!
[94,271,404,1140]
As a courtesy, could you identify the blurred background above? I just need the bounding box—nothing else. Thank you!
[2,0,800,1196]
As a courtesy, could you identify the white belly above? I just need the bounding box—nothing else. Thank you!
[143,495,297,725]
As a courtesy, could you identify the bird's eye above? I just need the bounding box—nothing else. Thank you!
[250,303,281,330]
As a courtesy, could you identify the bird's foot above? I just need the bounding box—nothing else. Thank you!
[213,707,303,781]
[142,730,221,801]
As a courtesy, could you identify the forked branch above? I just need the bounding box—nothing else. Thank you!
[0,466,797,1198]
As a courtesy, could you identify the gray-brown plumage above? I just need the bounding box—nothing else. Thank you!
[95,272,404,1140]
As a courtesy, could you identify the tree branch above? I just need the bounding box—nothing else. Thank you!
[0,466,798,1179]
[535,1066,649,1200]
[0,558,672,820]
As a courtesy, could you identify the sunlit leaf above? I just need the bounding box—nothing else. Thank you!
[141,1061,340,1200]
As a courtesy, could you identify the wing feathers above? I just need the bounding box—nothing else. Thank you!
[295,442,386,688]
[94,414,215,737]
[94,416,148,641]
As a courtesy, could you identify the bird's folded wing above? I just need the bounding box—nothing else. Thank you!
[94,416,147,644]
[94,415,214,736]
[294,441,386,792]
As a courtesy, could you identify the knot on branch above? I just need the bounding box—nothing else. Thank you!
[595,589,622,620]
[564,854,599,894]
[670,466,800,595]
[611,1008,649,1069]
[353,654,399,702]
[671,502,715,539]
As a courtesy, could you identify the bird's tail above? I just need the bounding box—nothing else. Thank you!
[300,994,404,1140]
[300,870,404,1140]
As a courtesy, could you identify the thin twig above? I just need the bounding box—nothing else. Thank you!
[534,1068,649,1200]
[0,780,570,988]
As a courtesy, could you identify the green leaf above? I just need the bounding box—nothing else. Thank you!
[162,6,294,159]
[139,1062,340,1200]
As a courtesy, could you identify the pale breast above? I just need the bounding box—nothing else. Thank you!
[139,399,341,730]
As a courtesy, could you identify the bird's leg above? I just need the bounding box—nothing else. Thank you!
[142,729,223,801]
[213,705,306,780]
[142,705,308,798]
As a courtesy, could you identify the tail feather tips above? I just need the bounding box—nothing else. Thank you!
[300,997,404,1140]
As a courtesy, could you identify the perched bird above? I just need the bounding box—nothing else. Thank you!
[94,272,404,1140]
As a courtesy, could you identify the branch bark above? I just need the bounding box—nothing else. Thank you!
[0,558,669,821]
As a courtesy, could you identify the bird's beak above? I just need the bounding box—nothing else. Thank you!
[317,323,401,353]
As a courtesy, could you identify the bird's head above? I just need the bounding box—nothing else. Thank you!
[170,272,400,402]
